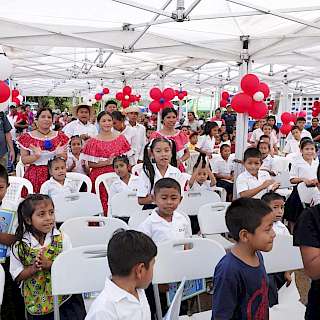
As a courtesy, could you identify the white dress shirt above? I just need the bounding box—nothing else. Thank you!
[109,175,141,199]
[115,126,138,165]
[196,135,215,154]
[85,277,151,320]
[286,129,312,141]
[40,177,77,198]
[138,209,192,245]
[212,154,234,176]
[289,156,318,181]
[63,119,98,138]
[283,139,300,155]
[189,180,213,192]
[250,128,278,146]
[127,122,146,162]
[273,221,290,236]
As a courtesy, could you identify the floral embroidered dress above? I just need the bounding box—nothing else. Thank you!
[81,135,131,214]
[150,130,188,172]
[17,131,69,193]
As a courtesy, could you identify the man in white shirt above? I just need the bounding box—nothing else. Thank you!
[85,230,156,320]
[286,117,312,141]
[63,105,98,139]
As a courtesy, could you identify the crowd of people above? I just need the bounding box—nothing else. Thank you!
[1,99,320,319]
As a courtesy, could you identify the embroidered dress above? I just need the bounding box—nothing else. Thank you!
[17,131,69,193]
[81,135,130,214]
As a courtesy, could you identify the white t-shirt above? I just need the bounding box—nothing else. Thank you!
[273,221,290,236]
[286,129,312,141]
[85,277,151,320]
[212,154,234,176]
[138,209,192,245]
[40,177,77,198]
[189,180,213,192]
[236,169,271,199]
[63,119,98,138]
[283,139,300,155]
[196,135,215,154]
[109,175,140,199]
[289,156,318,181]
[136,164,181,197]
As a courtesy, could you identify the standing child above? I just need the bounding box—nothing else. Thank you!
[66,135,89,175]
[40,157,76,198]
[10,194,86,320]
[86,230,156,320]
[195,121,219,158]
[220,132,231,146]
[236,148,279,199]
[212,198,275,319]
[258,140,277,176]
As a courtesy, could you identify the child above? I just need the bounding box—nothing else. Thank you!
[109,155,140,199]
[85,230,156,320]
[220,132,231,146]
[195,121,219,158]
[40,157,76,198]
[15,105,29,134]
[181,125,190,136]
[137,138,181,209]
[236,147,279,199]
[212,198,275,319]
[261,123,278,154]
[283,125,301,156]
[258,140,277,176]
[214,135,221,152]
[189,153,216,191]
[146,126,156,140]
[213,144,234,201]
[10,194,86,319]
[66,135,89,175]
[188,132,198,151]
[286,117,312,141]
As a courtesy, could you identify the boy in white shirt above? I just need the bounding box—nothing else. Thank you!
[236,148,279,199]
[286,117,312,141]
[85,230,157,320]
[283,126,301,156]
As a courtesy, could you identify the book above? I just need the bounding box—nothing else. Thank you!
[0,209,15,263]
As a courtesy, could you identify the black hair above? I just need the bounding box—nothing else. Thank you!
[36,107,53,120]
[300,138,315,150]
[243,147,262,162]
[226,198,272,241]
[257,140,270,150]
[161,107,177,121]
[220,143,231,153]
[220,132,229,141]
[107,229,157,277]
[0,164,9,185]
[296,117,306,123]
[203,121,218,136]
[112,155,130,168]
[291,125,299,132]
[188,111,196,118]
[75,105,91,113]
[262,123,272,130]
[154,177,181,195]
[261,192,285,204]
[259,134,270,142]
[193,153,207,170]
[312,117,319,122]
[97,111,113,123]
[266,115,279,134]
[48,156,66,172]
[20,106,26,112]
[142,138,177,193]
[317,163,320,182]
[215,108,221,113]
[105,99,118,107]
[111,111,125,122]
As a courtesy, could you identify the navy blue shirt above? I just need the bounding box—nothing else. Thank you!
[212,251,269,320]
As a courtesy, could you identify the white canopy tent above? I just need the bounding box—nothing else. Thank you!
[1,0,320,100]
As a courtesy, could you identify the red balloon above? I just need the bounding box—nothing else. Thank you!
[12,97,20,106]
[280,124,292,135]
[115,92,123,101]
[122,100,130,108]
[240,74,260,96]
[0,81,10,103]
[95,93,102,101]
[312,110,319,117]
[123,86,132,95]
[128,95,135,103]
[103,88,109,95]
[281,112,292,124]
[221,91,229,100]
[12,89,19,98]
[162,88,175,101]
[290,113,297,123]
[298,111,307,118]
[258,82,270,99]
[182,90,187,97]
[231,92,252,113]
[314,101,320,107]
[149,101,161,113]
[220,99,228,108]
[163,101,173,109]
[175,90,179,96]
[178,92,185,100]
[150,88,162,101]
[248,101,268,119]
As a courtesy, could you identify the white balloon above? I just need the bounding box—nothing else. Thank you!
[0,55,13,80]
[17,95,23,103]
[91,99,97,104]
[253,91,264,102]
[102,94,109,102]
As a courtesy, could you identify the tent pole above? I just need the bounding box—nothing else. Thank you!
[157,65,164,131]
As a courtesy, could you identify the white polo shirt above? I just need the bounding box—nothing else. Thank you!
[40,177,77,198]
[289,156,318,181]
[273,221,290,236]
[236,169,271,199]
[286,129,312,141]
[196,135,215,154]
[109,175,140,199]
[136,164,181,197]
[189,180,212,192]
[85,277,151,320]
[283,139,300,155]
[138,209,192,245]
[212,154,234,176]
[63,119,98,138]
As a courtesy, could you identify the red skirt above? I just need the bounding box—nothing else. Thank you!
[23,165,49,196]
[90,166,114,216]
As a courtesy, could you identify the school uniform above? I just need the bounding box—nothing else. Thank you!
[189,180,213,192]
[126,122,147,162]
[40,177,77,198]
[196,135,215,154]
[250,128,278,146]
[115,126,139,165]
[85,277,150,320]
[236,169,271,199]
[286,129,312,141]
[63,119,98,138]
[283,139,300,155]
[109,175,140,199]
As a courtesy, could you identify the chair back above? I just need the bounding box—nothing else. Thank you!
[94,172,118,198]
[297,182,316,207]
[5,176,33,203]
[53,192,103,223]
[60,216,128,247]
[15,160,25,177]
[128,211,151,229]
[273,156,289,173]
[131,163,143,176]
[109,192,142,217]
[164,278,186,320]
[177,191,221,216]
[66,172,92,192]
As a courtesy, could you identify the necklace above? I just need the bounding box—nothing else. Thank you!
[37,129,51,136]
[37,129,53,150]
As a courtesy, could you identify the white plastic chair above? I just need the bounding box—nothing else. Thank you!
[198,202,232,249]
[273,156,290,173]
[52,192,103,223]
[297,182,316,208]
[153,238,225,320]
[177,191,221,216]
[94,172,118,198]
[15,160,25,177]
[179,172,191,192]
[59,216,128,247]
[0,264,5,307]
[51,244,110,320]
[66,172,92,192]
[212,186,227,202]
[5,176,33,203]
[128,210,151,229]
[109,192,143,217]
[131,163,143,176]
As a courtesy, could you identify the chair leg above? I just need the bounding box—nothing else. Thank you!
[53,295,60,320]
[153,284,162,320]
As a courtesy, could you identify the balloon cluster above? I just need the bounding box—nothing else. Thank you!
[175,89,188,101]
[312,101,320,117]
[115,86,140,108]
[0,81,10,103]
[149,87,175,113]
[279,111,306,135]
[94,87,110,102]
[12,88,23,106]
[230,74,270,120]
[220,91,230,108]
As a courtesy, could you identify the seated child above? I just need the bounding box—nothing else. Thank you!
[283,126,301,156]
[40,157,77,197]
[258,140,277,176]
[189,153,216,191]
[220,132,231,146]
[212,198,275,319]
[236,147,279,199]
[188,132,198,151]
[66,135,89,175]
[85,230,157,320]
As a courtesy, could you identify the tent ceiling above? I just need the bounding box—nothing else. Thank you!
[1,0,320,97]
